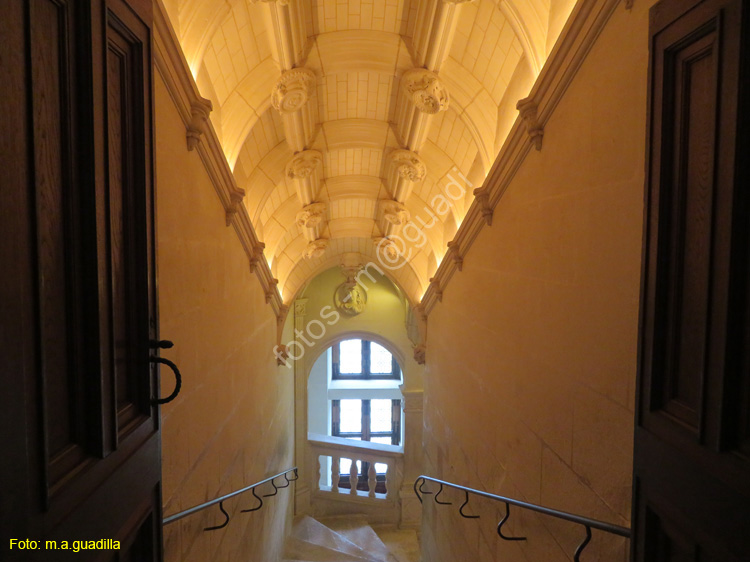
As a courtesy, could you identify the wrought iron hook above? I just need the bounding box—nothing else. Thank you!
[278,473,291,489]
[573,525,592,562]
[419,479,433,495]
[241,487,263,513]
[497,502,527,541]
[414,477,424,504]
[435,483,453,505]
[262,477,279,498]
[459,490,480,519]
[149,356,182,405]
[288,468,299,481]
[204,500,230,531]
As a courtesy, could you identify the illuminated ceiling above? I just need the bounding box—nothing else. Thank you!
[162,0,573,304]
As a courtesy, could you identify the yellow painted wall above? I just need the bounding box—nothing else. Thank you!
[155,73,294,562]
[421,2,654,561]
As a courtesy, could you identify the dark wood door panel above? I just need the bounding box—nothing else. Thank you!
[634,430,750,560]
[635,0,750,560]
[1,0,162,558]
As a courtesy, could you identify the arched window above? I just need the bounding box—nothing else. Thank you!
[329,339,402,447]
[332,339,401,380]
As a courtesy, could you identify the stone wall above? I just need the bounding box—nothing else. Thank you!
[421,1,655,560]
[155,73,295,562]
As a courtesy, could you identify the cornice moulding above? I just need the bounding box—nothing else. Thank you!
[420,0,624,317]
[153,0,283,318]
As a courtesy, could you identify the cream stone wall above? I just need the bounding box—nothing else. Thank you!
[155,73,294,562]
[421,2,655,561]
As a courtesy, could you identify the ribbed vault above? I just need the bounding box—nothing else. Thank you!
[161,0,576,304]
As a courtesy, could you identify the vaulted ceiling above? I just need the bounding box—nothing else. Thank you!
[162,0,574,304]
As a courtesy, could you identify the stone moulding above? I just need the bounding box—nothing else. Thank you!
[153,0,283,317]
[401,69,450,114]
[272,68,316,114]
[419,0,626,317]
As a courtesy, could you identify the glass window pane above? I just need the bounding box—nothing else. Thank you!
[370,342,393,374]
[339,340,362,374]
[370,399,392,433]
[339,399,362,433]
[371,436,392,445]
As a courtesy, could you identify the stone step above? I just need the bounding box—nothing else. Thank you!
[283,514,419,562]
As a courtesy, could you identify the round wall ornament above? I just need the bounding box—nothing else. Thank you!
[334,282,367,316]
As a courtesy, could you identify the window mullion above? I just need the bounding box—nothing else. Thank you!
[332,400,340,435]
[332,343,340,378]
[363,340,370,379]
[392,399,401,446]
[364,399,370,441]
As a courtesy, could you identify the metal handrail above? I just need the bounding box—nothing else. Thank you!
[414,475,630,561]
[163,467,298,530]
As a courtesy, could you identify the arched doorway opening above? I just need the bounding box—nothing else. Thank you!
[308,336,404,493]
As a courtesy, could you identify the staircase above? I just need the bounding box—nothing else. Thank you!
[283,515,420,562]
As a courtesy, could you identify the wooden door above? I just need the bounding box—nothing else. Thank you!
[0,0,164,559]
[634,0,750,559]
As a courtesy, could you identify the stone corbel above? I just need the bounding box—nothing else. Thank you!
[287,150,323,180]
[302,239,329,260]
[225,189,246,226]
[287,150,323,204]
[381,200,411,226]
[296,202,327,228]
[265,279,279,304]
[272,68,316,114]
[394,69,450,149]
[386,149,427,201]
[516,98,544,150]
[446,241,463,271]
[249,243,266,273]
[429,277,443,302]
[390,149,427,182]
[413,343,426,365]
[414,303,427,323]
[186,97,212,151]
[402,69,450,114]
[274,344,290,366]
[373,237,400,262]
[473,188,493,226]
